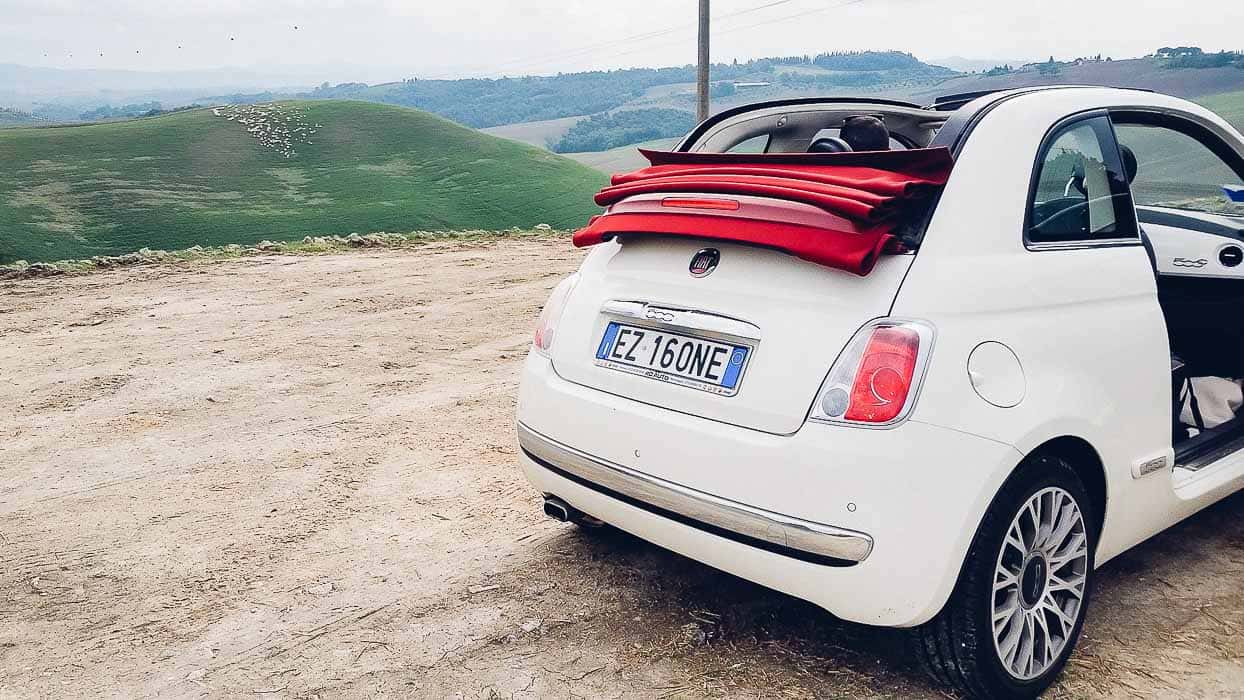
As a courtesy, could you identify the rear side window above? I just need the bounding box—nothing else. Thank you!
[726,134,770,154]
[1027,115,1138,245]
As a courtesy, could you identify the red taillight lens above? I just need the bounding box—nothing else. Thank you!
[813,320,932,427]
[533,274,579,356]
[843,326,921,423]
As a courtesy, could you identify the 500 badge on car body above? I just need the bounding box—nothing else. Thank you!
[1173,257,1209,268]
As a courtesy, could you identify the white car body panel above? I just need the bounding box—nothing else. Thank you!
[549,237,913,434]
[1144,207,1244,278]
[516,86,1244,629]
[519,354,1022,627]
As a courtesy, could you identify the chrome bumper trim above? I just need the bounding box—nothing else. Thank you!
[517,422,874,564]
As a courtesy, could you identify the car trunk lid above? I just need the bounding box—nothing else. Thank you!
[550,235,912,435]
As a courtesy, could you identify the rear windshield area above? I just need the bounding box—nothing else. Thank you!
[686,105,947,155]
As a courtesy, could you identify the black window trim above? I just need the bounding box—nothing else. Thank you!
[1023,109,1142,252]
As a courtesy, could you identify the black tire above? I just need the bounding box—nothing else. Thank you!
[912,454,1098,699]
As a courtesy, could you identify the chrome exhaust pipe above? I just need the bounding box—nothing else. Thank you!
[543,496,574,522]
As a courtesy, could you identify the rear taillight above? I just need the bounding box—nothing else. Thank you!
[810,319,934,427]
[661,197,741,211]
[533,273,579,356]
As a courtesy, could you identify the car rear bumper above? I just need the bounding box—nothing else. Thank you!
[516,353,1022,627]
[519,422,874,565]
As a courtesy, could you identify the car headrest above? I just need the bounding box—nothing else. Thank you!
[1119,144,1139,184]
[807,136,853,154]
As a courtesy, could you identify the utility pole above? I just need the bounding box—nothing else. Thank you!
[697,0,710,123]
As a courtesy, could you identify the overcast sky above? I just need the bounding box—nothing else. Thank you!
[2,0,1242,82]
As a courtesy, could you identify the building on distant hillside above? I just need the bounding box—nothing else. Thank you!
[732,82,772,89]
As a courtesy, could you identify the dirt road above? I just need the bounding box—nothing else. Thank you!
[2,239,1242,698]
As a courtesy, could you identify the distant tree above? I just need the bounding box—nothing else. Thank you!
[1163,49,1243,70]
[551,109,696,153]
[80,101,163,121]
[810,50,923,71]
[1158,46,1204,59]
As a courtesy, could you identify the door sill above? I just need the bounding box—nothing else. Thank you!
[1174,417,1244,472]
[1173,418,1244,493]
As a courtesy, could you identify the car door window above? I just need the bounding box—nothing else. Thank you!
[1115,122,1244,214]
[1027,116,1137,245]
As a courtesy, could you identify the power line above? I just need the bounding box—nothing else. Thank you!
[482,0,810,73]
[587,0,874,65]
[714,0,869,37]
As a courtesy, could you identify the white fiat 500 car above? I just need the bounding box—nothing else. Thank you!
[516,86,1244,698]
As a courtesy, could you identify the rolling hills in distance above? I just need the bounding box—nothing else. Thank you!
[470,53,1244,172]
[0,101,606,264]
[2,50,1243,264]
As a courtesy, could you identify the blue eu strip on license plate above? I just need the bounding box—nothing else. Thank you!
[594,321,750,396]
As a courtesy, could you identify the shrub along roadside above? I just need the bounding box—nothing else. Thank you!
[0,228,567,280]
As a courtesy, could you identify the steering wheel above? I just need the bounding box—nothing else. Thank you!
[1063,161,1087,197]
[1030,196,1091,240]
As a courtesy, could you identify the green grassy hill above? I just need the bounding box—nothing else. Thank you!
[1113,90,1244,212]
[566,138,680,174]
[0,100,607,263]
[1197,90,1244,128]
[907,57,1244,104]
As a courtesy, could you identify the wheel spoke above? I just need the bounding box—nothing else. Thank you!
[1005,529,1028,555]
[1045,501,1078,553]
[1049,531,1087,564]
[1043,593,1078,631]
[1017,614,1036,676]
[1048,571,1086,597]
[994,597,1021,630]
[994,565,1019,593]
[1032,606,1057,665]
[997,606,1025,666]
[1034,491,1062,548]
[1025,501,1041,548]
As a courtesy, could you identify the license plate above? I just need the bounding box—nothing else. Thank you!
[594,322,750,396]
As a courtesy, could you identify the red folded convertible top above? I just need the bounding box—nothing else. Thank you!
[573,147,954,276]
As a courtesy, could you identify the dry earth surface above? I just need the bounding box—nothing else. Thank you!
[1,238,1242,699]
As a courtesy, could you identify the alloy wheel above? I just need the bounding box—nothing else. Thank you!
[991,486,1090,680]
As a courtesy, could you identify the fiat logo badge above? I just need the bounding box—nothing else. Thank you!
[689,248,719,277]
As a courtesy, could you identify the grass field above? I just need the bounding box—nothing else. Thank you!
[565,138,680,174]
[480,115,585,149]
[0,100,607,264]
[1197,90,1244,129]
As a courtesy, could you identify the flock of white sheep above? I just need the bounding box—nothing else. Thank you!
[212,103,320,158]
